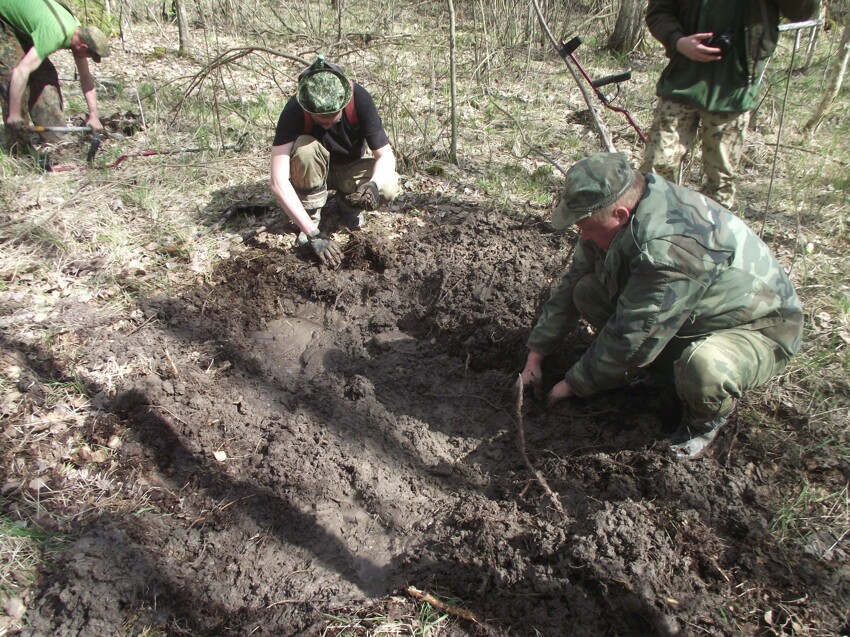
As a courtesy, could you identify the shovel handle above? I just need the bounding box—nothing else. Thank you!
[28,125,94,133]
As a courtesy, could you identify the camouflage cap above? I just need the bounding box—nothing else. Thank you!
[79,26,110,63]
[552,152,635,229]
[296,57,352,115]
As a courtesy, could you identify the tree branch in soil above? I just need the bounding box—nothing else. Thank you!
[513,374,567,517]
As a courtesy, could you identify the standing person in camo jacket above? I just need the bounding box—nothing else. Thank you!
[521,153,803,459]
[270,56,400,267]
[0,0,110,149]
[640,0,818,209]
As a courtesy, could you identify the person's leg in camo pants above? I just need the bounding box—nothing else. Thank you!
[640,97,701,187]
[289,135,332,211]
[572,273,792,425]
[700,109,750,210]
[1,21,64,149]
[674,329,790,424]
[641,98,749,209]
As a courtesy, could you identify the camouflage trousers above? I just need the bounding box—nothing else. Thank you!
[1,21,64,149]
[639,97,750,210]
[573,273,791,424]
[290,135,400,211]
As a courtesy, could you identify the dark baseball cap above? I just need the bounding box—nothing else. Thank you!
[552,152,635,229]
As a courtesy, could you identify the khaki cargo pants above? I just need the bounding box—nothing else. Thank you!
[573,273,792,424]
[289,135,400,211]
[1,21,65,149]
[640,97,750,210]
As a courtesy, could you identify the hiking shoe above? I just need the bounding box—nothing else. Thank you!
[670,404,736,460]
[334,193,365,230]
[340,211,364,230]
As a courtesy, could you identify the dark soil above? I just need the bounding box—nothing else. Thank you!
[13,196,850,637]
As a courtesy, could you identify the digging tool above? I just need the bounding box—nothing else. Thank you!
[558,36,648,143]
[48,132,248,173]
[23,124,126,166]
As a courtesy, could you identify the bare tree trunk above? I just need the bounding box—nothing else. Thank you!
[176,0,190,56]
[805,22,850,133]
[608,0,644,54]
[447,0,458,164]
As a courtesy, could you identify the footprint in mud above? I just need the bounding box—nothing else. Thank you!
[251,316,325,376]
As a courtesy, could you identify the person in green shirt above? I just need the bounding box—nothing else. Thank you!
[640,0,818,208]
[0,0,110,147]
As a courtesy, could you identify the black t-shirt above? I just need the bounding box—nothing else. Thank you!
[272,83,390,165]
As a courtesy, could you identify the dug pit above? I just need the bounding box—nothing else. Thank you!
[20,205,844,636]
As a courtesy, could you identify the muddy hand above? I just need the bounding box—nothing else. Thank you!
[307,231,343,268]
[355,180,380,211]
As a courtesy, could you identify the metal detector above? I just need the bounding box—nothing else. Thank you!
[558,36,648,143]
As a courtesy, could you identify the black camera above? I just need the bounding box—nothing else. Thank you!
[704,30,733,55]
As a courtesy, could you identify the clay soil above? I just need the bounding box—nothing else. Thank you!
[9,192,849,636]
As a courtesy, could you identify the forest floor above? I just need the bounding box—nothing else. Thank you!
[1,10,849,637]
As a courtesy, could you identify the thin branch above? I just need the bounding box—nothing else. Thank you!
[489,98,569,176]
[513,375,567,516]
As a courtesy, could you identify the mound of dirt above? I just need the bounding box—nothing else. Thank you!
[18,205,847,636]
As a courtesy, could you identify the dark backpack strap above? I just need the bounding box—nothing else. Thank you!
[41,0,74,43]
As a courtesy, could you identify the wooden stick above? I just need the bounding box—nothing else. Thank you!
[513,374,567,516]
[406,586,481,624]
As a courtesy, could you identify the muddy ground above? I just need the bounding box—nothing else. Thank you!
[8,188,850,637]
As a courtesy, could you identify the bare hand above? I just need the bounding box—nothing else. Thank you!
[675,33,723,62]
[547,380,574,409]
[86,116,105,134]
[521,354,544,399]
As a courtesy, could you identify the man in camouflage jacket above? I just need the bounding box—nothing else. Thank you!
[640,0,818,208]
[521,153,803,458]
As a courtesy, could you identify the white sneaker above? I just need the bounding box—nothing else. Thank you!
[670,404,736,460]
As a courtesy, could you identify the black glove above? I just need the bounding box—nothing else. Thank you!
[355,180,380,211]
[307,230,343,267]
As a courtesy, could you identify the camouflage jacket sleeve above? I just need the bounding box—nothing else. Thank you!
[525,240,596,356]
[564,243,708,397]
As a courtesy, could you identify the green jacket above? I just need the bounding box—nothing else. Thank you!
[646,0,819,111]
[527,174,804,397]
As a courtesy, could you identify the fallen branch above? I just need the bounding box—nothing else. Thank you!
[406,586,480,624]
[513,374,566,516]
